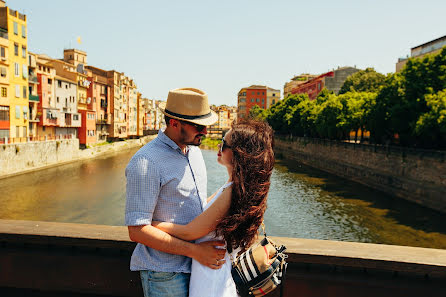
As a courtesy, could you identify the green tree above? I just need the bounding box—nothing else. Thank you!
[266,94,307,134]
[339,68,386,94]
[315,94,344,139]
[415,89,446,148]
[249,105,268,121]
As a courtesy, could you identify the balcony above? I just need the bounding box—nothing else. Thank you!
[29,94,39,102]
[0,31,7,40]
[29,74,38,84]
[100,99,108,109]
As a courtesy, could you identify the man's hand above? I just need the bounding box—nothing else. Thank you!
[190,240,227,270]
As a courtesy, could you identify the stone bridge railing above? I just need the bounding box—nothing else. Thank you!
[1,220,445,297]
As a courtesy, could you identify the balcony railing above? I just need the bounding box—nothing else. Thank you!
[0,31,8,39]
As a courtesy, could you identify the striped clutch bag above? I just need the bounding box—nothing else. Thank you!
[231,236,287,297]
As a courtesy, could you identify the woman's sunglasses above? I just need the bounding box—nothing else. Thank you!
[220,137,232,152]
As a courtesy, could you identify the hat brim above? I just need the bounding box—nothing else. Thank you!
[158,102,218,126]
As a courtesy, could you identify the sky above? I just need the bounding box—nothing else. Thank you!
[8,0,446,106]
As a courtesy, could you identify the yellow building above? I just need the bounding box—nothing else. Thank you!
[0,2,28,140]
[0,24,9,140]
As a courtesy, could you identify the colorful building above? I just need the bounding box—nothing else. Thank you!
[36,55,58,138]
[0,2,28,140]
[127,78,138,137]
[266,87,280,108]
[237,85,269,118]
[291,67,359,99]
[283,74,317,98]
[136,92,144,136]
[54,75,80,139]
[107,70,127,139]
[0,17,9,141]
[27,52,39,138]
[85,65,111,143]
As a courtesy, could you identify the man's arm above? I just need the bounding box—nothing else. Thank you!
[128,225,226,269]
[125,156,226,269]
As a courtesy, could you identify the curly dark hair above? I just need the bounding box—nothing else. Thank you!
[215,119,275,253]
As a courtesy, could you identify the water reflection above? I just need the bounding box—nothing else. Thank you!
[0,147,445,249]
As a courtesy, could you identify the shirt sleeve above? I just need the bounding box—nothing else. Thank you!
[125,155,161,226]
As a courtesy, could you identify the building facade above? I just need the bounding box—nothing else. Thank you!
[283,74,318,98]
[266,87,280,108]
[36,55,58,138]
[107,70,127,139]
[86,65,111,143]
[0,16,9,140]
[54,75,80,138]
[0,3,28,139]
[291,67,359,100]
[396,35,446,72]
[27,52,39,138]
[237,85,275,118]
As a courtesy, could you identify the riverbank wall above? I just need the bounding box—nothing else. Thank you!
[0,136,156,179]
[275,137,446,214]
[1,220,445,297]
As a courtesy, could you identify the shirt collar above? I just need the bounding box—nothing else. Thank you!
[158,128,189,154]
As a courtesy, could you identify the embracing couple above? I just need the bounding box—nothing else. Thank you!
[125,88,274,297]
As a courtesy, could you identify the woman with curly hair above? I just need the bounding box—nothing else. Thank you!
[152,119,275,297]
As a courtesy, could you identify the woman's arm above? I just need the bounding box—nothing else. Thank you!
[152,185,232,241]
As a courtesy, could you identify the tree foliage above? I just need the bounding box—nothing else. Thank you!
[339,68,386,94]
[264,47,446,149]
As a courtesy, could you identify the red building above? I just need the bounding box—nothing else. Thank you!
[78,109,96,147]
[237,85,268,118]
[291,72,334,100]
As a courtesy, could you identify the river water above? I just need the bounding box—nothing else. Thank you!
[1,147,445,249]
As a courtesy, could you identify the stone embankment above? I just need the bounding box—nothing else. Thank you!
[275,137,446,214]
[0,136,156,179]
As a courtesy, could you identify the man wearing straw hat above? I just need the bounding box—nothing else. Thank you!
[125,88,225,297]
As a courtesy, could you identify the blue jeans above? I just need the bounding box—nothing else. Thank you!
[140,270,190,297]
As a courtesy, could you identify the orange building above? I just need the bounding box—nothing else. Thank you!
[237,85,270,118]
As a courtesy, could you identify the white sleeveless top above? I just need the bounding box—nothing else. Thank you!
[189,182,238,297]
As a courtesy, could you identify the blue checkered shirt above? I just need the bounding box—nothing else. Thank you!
[125,129,207,272]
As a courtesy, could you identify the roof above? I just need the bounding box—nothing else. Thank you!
[55,75,76,84]
[411,35,446,50]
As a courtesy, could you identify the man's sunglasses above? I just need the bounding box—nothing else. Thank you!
[180,121,206,132]
[220,137,232,152]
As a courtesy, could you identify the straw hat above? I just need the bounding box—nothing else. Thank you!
[159,88,218,126]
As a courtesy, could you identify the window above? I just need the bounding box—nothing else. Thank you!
[0,106,9,120]
[14,43,18,56]
[48,78,52,85]
[256,99,260,102]
[22,64,27,78]
[22,46,26,58]
[22,86,26,98]
[0,47,5,58]
[21,25,26,38]
[13,22,18,35]
[58,81,62,88]
[57,97,59,103]
[272,99,276,105]
[23,106,28,120]
[1,87,6,97]
[0,129,9,138]
[272,93,276,97]
[23,126,27,137]
[73,114,79,121]
[262,98,264,103]
[0,67,6,77]
[15,85,20,97]
[14,63,19,77]
[15,106,21,119]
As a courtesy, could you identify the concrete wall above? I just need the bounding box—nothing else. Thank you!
[1,220,445,297]
[275,137,446,213]
[0,135,156,178]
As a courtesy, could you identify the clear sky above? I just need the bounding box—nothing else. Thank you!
[8,0,446,106]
